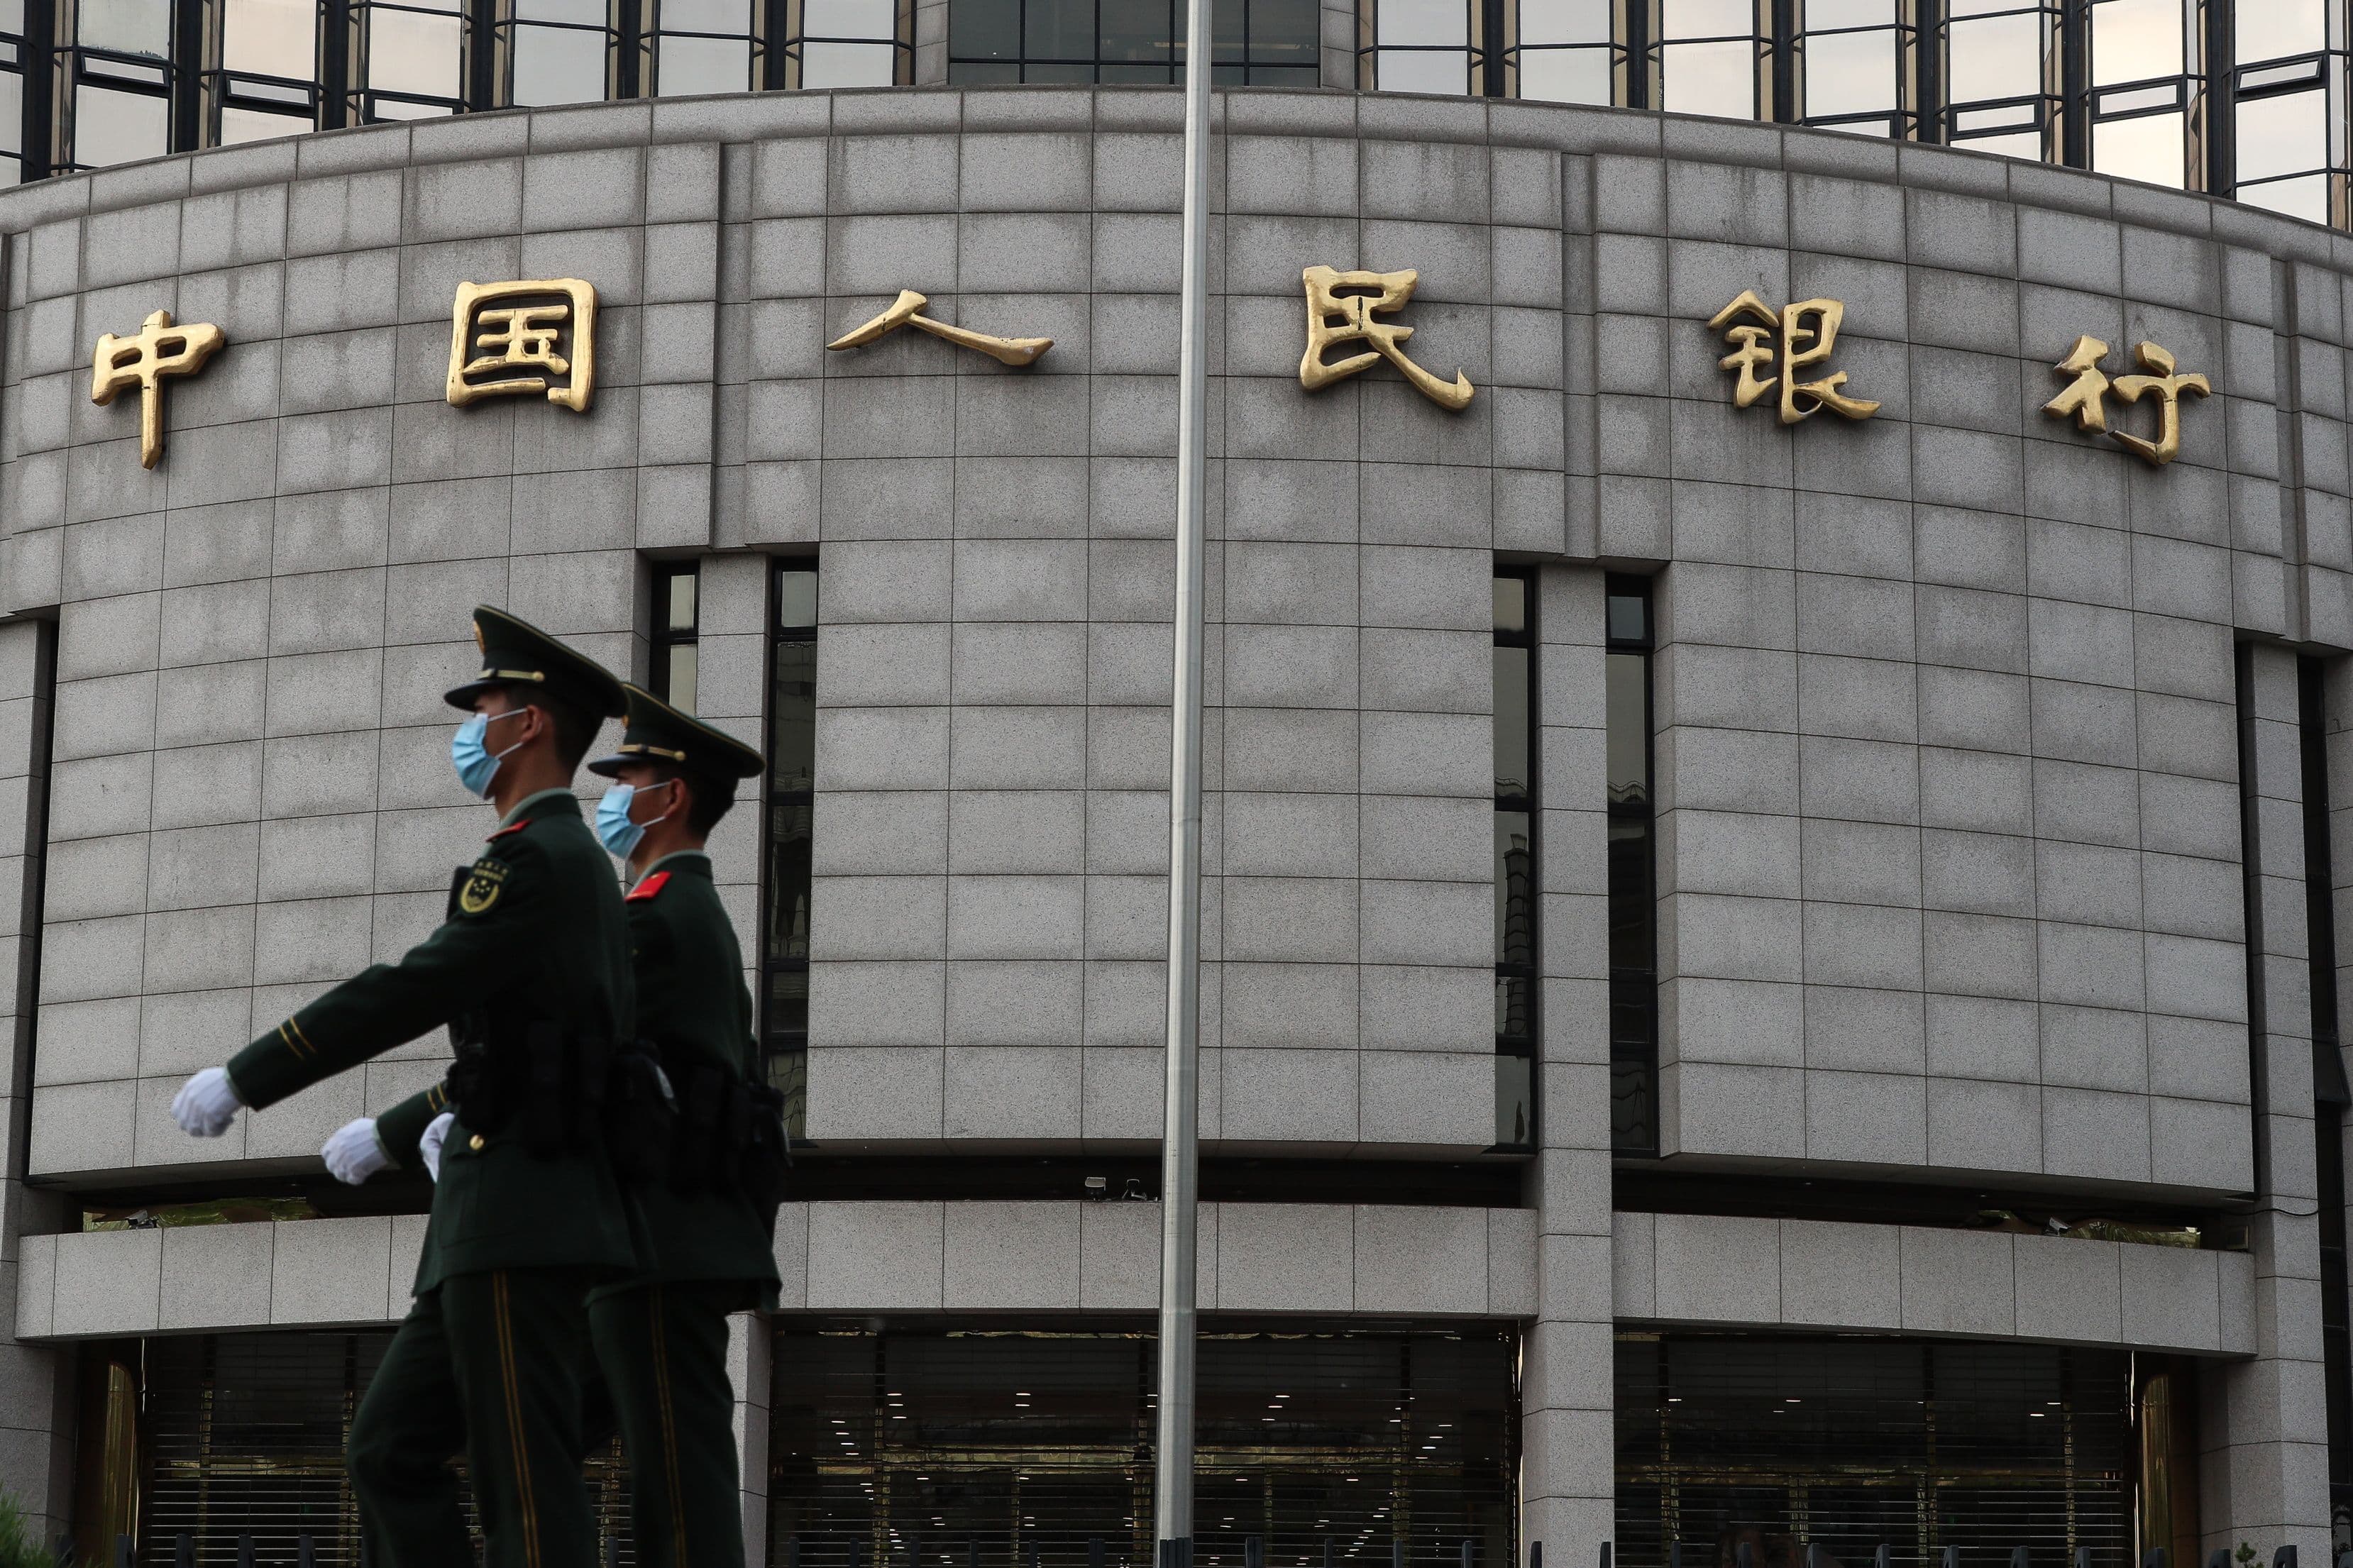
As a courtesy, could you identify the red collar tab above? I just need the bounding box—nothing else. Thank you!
[625,871,672,902]
[485,822,529,841]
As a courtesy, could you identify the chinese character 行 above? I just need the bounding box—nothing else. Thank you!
[446,279,597,411]
[827,289,1052,366]
[90,309,226,469]
[1299,265,1474,412]
[2043,334,2210,467]
[1707,291,1880,425]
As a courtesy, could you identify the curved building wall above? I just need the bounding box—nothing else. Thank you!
[0,85,2340,1559]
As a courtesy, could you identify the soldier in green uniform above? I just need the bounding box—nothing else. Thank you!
[334,683,781,1568]
[175,606,638,1568]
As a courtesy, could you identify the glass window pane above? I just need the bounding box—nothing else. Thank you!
[78,0,170,55]
[663,0,750,28]
[771,644,817,793]
[1607,590,1647,643]
[1661,38,1755,116]
[663,644,698,714]
[1249,0,1318,52]
[1495,810,1534,966]
[370,92,455,117]
[1493,645,1530,797]
[665,570,698,631]
[1378,45,1470,88]
[1947,11,2044,103]
[778,569,818,629]
[510,23,607,102]
[519,0,604,20]
[1520,0,1606,44]
[1805,0,1890,26]
[1494,1050,1531,1147]
[2093,108,2183,186]
[2240,171,2331,224]
[1493,576,1526,634]
[1957,126,2044,159]
[0,0,23,33]
[2091,0,2180,84]
[2238,87,2327,182]
[1027,0,1095,56]
[1378,0,1465,48]
[766,802,812,964]
[1801,23,1893,116]
[0,69,21,155]
[1099,0,1169,60]
[808,0,893,31]
[1606,651,1647,804]
[2239,0,2325,64]
[802,35,896,77]
[1517,45,1609,101]
[951,0,1019,55]
[74,82,168,165]
[1661,0,1750,40]
[368,6,462,96]
[225,0,317,79]
[656,32,752,91]
[221,104,312,142]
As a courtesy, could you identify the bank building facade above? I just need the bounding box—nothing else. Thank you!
[5,1,2353,1564]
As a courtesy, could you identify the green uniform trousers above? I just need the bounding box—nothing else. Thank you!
[349,1268,602,1568]
[586,1281,747,1568]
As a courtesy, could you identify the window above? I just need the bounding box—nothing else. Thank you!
[1939,0,2060,159]
[1606,575,1655,1157]
[652,562,700,714]
[952,0,1317,85]
[2231,0,2347,225]
[1796,0,1911,136]
[62,0,175,170]
[2298,656,2353,1528]
[1493,571,1536,1153]
[1655,0,1763,118]
[0,0,31,183]
[1511,0,1612,104]
[209,0,319,143]
[353,0,467,119]
[500,0,617,104]
[763,562,817,1134]
[2088,0,2200,189]
[643,0,761,93]
[1363,0,1479,94]
[780,0,908,87]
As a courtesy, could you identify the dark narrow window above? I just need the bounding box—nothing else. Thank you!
[651,561,699,714]
[2299,656,2353,1533]
[1494,569,1536,1152]
[1607,575,1657,1156]
[763,562,817,1136]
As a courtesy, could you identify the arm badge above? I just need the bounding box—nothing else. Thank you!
[457,858,509,916]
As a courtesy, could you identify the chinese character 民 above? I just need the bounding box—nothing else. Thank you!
[446,279,597,411]
[1299,265,1474,412]
[1707,291,1880,425]
[2043,335,2210,467]
[827,289,1052,366]
[90,309,226,469]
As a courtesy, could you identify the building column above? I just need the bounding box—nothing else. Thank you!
[1522,565,1614,1567]
[2203,642,2331,1557]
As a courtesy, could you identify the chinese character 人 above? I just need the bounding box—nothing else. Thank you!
[91,309,226,469]
[446,279,597,411]
[827,289,1052,366]
[2043,335,2210,466]
[1299,265,1474,412]
[1707,292,1880,424]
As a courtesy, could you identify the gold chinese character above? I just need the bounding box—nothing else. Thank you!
[827,289,1052,367]
[1707,291,1880,424]
[1299,265,1474,412]
[447,279,597,411]
[90,309,226,469]
[2041,336,2210,466]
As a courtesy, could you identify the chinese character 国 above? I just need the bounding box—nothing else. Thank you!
[2043,335,2210,467]
[446,279,597,411]
[1707,292,1880,425]
[1299,265,1474,412]
[91,309,226,468]
[827,289,1052,366]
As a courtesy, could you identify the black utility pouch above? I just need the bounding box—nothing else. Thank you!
[521,1020,570,1158]
[605,1039,677,1185]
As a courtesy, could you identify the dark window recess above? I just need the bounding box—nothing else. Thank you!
[1615,1335,2135,1568]
[651,561,700,714]
[947,0,1318,87]
[2298,656,2353,1533]
[1493,569,1536,1152]
[767,1324,1519,1568]
[1607,575,1657,1156]
[764,562,817,1136]
[772,1154,1528,1206]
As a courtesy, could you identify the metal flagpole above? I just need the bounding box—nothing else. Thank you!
[1154,0,1213,1556]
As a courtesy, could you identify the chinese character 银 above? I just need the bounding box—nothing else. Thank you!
[91,309,227,469]
[447,279,597,411]
[827,290,1052,366]
[1299,265,1474,412]
[1707,292,1880,424]
[2043,335,2210,467]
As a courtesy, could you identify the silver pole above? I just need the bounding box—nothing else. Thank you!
[1155,0,1213,1558]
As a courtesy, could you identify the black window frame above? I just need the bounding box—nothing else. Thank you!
[1493,567,1538,1156]
[1606,573,1657,1159]
[651,559,700,714]
[761,557,817,1137]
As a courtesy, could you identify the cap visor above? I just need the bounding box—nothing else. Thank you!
[443,678,504,710]
[585,752,631,778]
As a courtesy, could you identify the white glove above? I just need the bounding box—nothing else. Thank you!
[171,1066,243,1137]
[322,1117,390,1186]
[420,1111,456,1182]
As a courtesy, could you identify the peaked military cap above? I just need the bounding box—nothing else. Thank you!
[587,683,765,781]
[443,605,629,719]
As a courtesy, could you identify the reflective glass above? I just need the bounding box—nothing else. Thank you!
[1252,0,1318,53]
[1946,11,2044,103]
[222,104,311,141]
[1518,45,1610,101]
[224,0,316,78]
[1661,37,1753,115]
[1027,0,1093,59]
[1379,0,1467,51]
[1958,126,2044,158]
[778,570,818,629]
[369,6,463,97]
[518,0,604,21]
[807,0,895,31]
[373,94,453,116]
[766,804,813,964]
[1660,0,1748,40]
[2238,86,2327,182]
[1802,24,1895,116]
[1805,0,1888,26]
[511,25,608,101]
[1494,1051,1532,1147]
[1494,811,1535,966]
[665,570,698,632]
[1606,651,1646,804]
[951,0,1019,57]
[74,82,168,165]
[660,644,699,713]
[79,0,170,55]
[2239,0,2326,63]
[1606,590,1648,643]
[666,0,749,26]
[1519,0,1606,44]
[0,69,18,159]
[2094,107,2183,185]
[1377,46,1471,91]
[1493,575,1526,634]
[1492,645,1530,797]
[0,0,21,32]
[656,33,753,90]
[2091,0,2180,84]
[2241,171,2332,224]
[770,644,817,793]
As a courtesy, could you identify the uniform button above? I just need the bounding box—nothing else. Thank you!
[469,1134,485,1151]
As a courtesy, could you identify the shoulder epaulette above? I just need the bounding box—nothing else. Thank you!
[485,821,529,841]
[625,871,672,903]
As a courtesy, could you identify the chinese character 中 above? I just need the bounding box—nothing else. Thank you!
[1707,291,1880,425]
[446,279,598,412]
[827,289,1052,366]
[90,309,226,469]
[1299,265,1475,412]
[2043,335,2210,467]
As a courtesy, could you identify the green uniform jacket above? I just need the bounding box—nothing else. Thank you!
[228,790,642,1293]
[376,851,779,1308]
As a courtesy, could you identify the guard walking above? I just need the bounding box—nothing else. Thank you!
[180,606,640,1568]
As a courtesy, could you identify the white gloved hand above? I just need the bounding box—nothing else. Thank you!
[322,1117,390,1186]
[420,1110,456,1182]
[171,1066,244,1137]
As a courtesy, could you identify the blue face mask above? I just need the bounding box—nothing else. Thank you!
[451,708,529,799]
[596,780,677,860]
